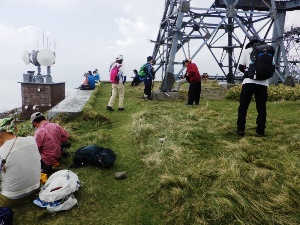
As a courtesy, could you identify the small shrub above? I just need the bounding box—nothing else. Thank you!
[225,84,300,101]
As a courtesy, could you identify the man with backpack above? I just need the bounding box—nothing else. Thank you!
[143,56,155,100]
[107,55,125,111]
[237,36,275,137]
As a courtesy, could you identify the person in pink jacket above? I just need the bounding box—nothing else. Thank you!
[31,112,69,174]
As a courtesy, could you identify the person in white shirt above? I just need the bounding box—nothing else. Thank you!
[0,117,41,207]
[237,36,270,137]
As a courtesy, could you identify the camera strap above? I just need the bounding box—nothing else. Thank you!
[0,137,17,173]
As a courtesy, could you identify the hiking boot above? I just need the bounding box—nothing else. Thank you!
[255,132,266,137]
[236,130,245,137]
[118,108,125,111]
[106,106,114,111]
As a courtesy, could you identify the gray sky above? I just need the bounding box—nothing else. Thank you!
[0,0,298,111]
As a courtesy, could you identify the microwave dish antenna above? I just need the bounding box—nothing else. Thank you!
[22,50,31,65]
[37,49,55,67]
[31,50,40,66]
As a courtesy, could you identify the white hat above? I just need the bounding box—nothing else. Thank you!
[30,112,45,122]
[116,55,123,60]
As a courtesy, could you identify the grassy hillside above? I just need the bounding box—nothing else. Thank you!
[13,81,300,225]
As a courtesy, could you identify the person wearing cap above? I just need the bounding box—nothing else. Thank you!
[107,55,125,111]
[236,36,269,137]
[0,117,41,207]
[79,71,95,90]
[182,58,201,105]
[131,69,142,86]
[30,112,69,173]
[93,69,100,84]
[143,56,155,100]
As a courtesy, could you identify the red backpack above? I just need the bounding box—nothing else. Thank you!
[110,65,122,84]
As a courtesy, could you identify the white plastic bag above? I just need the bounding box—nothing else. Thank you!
[39,170,80,203]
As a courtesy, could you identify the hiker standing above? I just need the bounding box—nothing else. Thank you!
[143,56,155,100]
[31,112,70,173]
[106,55,125,111]
[236,36,270,137]
[0,118,41,207]
[182,59,201,105]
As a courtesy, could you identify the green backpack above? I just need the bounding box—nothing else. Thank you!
[138,64,146,77]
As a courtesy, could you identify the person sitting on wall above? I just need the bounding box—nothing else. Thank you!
[0,117,41,207]
[93,70,100,84]
[79,71,96,90]
[31,112,70,174]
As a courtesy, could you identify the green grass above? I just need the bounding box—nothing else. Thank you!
[13,81,300,225]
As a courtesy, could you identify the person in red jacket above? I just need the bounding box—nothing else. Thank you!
[182,59,202,105]
[31,112,69,174]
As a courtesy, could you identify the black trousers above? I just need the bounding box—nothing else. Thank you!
[144,85,152,99]
[188,81,201,105]
[237,83,268,134]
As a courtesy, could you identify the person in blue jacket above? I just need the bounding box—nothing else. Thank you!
[143,56,155,100]
[80,71,95,90]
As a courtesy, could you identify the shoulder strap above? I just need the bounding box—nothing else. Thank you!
[1,137,17,173]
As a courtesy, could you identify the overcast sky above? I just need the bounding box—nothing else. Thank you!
[0,0,299,112]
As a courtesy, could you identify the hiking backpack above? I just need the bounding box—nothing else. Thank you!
[72,144,117,168]
[110,65,122,84]
[138,64,146,77]
[248,43,275,80]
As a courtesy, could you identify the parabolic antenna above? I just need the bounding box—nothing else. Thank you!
[31,50,40,66]
[37,49,55,66]
[22,50,30,65]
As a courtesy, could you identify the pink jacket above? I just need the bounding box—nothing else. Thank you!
[34,121,69,166]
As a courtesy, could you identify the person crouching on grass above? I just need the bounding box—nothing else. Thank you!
[0,117,41,208]
[31,112,70,174]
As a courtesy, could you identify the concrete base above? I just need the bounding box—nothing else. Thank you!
[152,90,179,101]
[47,89,93,120]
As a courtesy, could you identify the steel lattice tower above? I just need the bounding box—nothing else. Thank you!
[151,0,300,92]
[284,26,300,81]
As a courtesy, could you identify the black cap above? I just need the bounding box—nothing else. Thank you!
[147,56,153,61]
[245,36,263,49]
[182,59,191,66]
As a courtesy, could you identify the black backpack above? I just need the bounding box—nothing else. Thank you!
[0,207,13,225]
[72,144,117,168]
[248,43,275,80]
